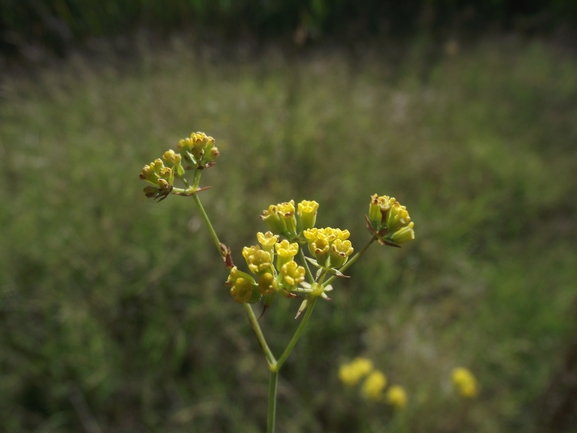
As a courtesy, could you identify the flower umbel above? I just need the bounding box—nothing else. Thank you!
[139,131,219,200]
[366,194,415,247]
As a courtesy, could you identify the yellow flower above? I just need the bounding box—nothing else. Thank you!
[226,267,259,304]
[275,239,299,270]
[280,261,305,289]
[452,367,479,398]
[256,231,279,253]
[329,239,354,268]
[242,245,273,275]
[303,227,353,268]
[362,370,387,401]
[257,273,277,296]
[338,357,374,386]
[260,200,297,236]
[386,385,408,409]
[297,200,319,231]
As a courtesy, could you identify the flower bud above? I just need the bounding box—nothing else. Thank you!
[368,193,383,229]
[389,223,415,244]
[386,202,411,233]
[227,267,260,304]
[258,273,276,296]
[261,205,286,235]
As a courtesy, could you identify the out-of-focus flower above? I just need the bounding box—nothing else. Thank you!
[339,357,374,386]
[386,385,408,409]
[452,367,479,398]
[361,370,387,401]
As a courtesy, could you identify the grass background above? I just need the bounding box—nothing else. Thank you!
[1,36,577,432]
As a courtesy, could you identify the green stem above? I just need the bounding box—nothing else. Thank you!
[267,371,278,433]
[276,297,317,369]
[298,248,315,283]
[191,169,202,190]
[192,193,224,259]
[243,303,276,367]
[324,236,375,287]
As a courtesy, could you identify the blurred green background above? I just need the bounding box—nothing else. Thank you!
[1,1,577,432]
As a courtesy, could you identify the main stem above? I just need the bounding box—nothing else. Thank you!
[268,371,279,433]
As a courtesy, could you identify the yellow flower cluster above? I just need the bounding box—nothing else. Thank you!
[229,199,354,312]
[227,231,306,304]
[260,199,323,239]
[367,194,415,246]
[261,200,298,237]
[303,227,354,268]
[139,131,219,200]
[177,131,219,169]
[339,357,408,409]
[452,367,479,398]
[338,357,374,386]
[139,158,175,201]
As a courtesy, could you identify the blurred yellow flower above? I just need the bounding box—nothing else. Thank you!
[338,357,374,386]
[362,370,387,401]
[386,385,408,409]
[452,367,479,398]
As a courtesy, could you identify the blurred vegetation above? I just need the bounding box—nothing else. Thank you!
[1,37,577,432]
[1,0,577,57]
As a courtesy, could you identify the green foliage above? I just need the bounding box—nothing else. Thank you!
[1,0,577,56]
[1,39,577,432]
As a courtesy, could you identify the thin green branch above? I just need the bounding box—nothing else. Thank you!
[324,236,375,287]
[243,303,277,367]
[276,297,317,369]
[298,248,315,283]
[192,192,224,259]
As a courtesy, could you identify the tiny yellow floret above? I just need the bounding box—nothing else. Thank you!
[256,231,279,252]
[297,200,319,231]
[280,261,305,289]
[242,245,273,275]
